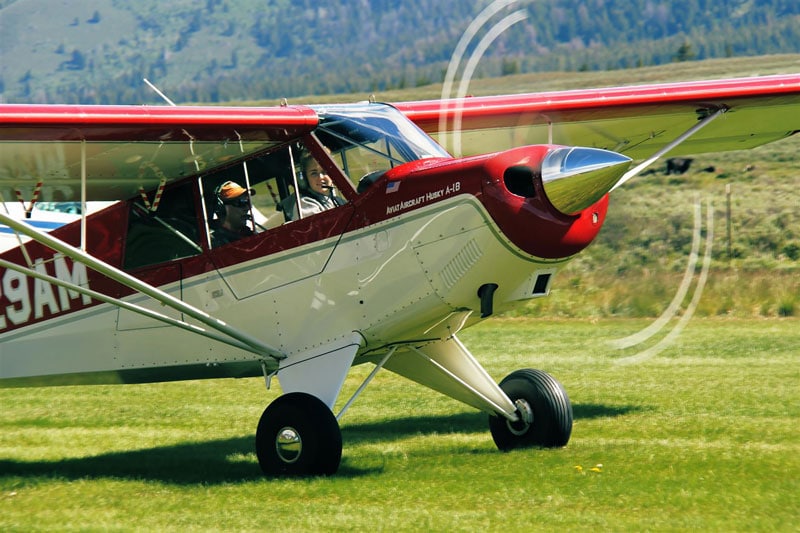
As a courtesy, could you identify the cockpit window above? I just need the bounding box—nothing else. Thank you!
[123,182,201,270]
[311,103,449,190]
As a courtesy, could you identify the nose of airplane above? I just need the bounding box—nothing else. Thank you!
[541,147,632,215]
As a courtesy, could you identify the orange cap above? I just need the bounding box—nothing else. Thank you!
[217,181,254,202]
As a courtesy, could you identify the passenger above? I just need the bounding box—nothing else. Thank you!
[209,180,255,246]
[284,152,344,221]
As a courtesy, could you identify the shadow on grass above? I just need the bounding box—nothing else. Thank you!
[0,403,639,484]
[0,436,389,484]
[573,403,644,419]
[343,402,640,442]
[0,437,263,485]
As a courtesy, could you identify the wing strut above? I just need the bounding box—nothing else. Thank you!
[407,344,519,422]
[0,257,260,353]
[335,346,397,421]
[0,212,286,361]
[143,78,177,106]
[611,107,727,191]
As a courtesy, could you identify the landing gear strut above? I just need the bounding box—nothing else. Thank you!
[255,392,342,477]
[489,368,573,450]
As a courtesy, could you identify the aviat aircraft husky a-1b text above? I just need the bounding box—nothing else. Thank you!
[1,75,799,476]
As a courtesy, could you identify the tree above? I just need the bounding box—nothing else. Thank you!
[674,41,696,62]
[501,58,520,76]
[61,50,87,71]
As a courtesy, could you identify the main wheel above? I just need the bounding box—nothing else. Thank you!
[489,368,572,451]
[255,392,342,477]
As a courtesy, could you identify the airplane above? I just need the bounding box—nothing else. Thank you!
[1,73,798,477]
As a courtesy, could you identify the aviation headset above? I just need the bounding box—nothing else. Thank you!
[212,180,256,226]
[212,182,227,220]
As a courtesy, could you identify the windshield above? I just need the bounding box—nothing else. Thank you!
[310,103,450,187]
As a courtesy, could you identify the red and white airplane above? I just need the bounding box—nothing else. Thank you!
[1,74,798,476]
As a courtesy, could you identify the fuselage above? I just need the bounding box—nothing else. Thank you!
[0,103,629,386]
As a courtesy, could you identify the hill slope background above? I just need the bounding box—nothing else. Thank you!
[1,0,800,104]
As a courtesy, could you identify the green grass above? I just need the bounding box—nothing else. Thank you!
[2,318,798,531]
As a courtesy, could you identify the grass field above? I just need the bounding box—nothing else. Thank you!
[1,318,797,531]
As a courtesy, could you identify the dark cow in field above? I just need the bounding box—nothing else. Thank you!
[666,157,693,174]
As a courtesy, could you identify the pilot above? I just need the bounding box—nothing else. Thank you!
[210,180,255,246]
[284,151,344,221]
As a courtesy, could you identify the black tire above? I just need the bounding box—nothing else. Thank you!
[489,368,572,451]
[255,392,342,477]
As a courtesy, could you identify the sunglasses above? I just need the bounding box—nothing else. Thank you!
[224,197,250,208]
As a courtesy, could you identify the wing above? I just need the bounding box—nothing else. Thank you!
[0,104,318,202]
[396,74,800,159]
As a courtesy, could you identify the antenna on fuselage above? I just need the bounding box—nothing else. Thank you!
[143,78,177,106]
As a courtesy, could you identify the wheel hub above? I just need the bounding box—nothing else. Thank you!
[275,427,302,463]
[507,398,534,436]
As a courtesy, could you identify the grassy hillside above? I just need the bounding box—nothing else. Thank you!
[534,134,800,319]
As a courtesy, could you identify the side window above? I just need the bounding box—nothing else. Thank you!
[200,143,351,248]
[281,147,346,222]
[202,167,259,249]
[123,182,202,270]
[202,147,297,247]
[245,146,297,228]
[332,143,390,190]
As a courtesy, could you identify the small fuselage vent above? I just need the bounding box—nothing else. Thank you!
[532,272,552,296]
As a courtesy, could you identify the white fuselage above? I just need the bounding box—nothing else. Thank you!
[0,194,562,388]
